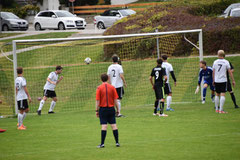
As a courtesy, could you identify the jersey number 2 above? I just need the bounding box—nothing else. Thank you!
[112,69,116,77]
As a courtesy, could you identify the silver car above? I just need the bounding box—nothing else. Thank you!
[94,9,136,29]
[219,3,240,18]
[0,12,28,31]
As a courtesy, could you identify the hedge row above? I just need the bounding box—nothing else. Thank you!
[103,4,240,59]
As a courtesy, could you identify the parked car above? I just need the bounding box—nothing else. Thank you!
[33,10,87,31]
[219,3,240,18]
[0,12,28,31]
[94,9,136,29]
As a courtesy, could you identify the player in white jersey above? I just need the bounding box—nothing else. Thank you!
[107,56,127,117]
[37,66,63,115]
[15,67,32,130]
[161,55,177,111]
[212,50,235,113]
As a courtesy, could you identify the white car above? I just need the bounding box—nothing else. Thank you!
[219,3,240,18]
[94,9,136,29]
[34,10,87,30]
[228,8,240,17]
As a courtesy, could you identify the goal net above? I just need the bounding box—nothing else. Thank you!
[0,29,203,115]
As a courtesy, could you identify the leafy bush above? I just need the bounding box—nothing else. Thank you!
[2,5,40,19]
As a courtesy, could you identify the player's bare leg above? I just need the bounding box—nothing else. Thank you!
[37,96,47,115]
[48,97,57,114]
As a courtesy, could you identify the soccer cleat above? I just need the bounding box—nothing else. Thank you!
[215,110,219,113]
[48,111,55,114]
[159,113,168,117]
[37,110,41,116]
[18,125,26,130]
[17,123,26,128]
[116,114,124,118]
[166,108,174,111]
[202,100,205,104]
[219,111,228,114]
[116,143,120,147]
[153,113,160,116]
[235,105,239,109]
[0,128,6,133]
[97,144,105,148]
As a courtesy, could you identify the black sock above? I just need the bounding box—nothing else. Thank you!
[230,92,237,107]
[160,102,164,114]
[154,100,158,114]
[113,129,119,144]
[101,130,107,145]
[211,94,215,99]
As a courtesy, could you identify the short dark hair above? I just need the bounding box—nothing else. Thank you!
[17,67,23,74]
[56,65,63,71]
[162,55,168,60]
[101,73,108,82]
[157,59,163,65]
[200,60,206,66]
[112,56,119,63]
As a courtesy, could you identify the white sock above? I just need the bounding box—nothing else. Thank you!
[18,113,23,127]
[23,112,26,121]
[49,101,56,112]
[117,99,121,114]
[215,96,220,110]
[220,96,225,111]
[167,96,172,109]
[38,100,45,111]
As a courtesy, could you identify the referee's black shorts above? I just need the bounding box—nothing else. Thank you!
[99,107,116,125]
[154,84,165,100]
[215,82,227,94]
[227,81,233,92]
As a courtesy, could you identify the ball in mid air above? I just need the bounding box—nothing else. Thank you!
[84,57,91,64]
[37,97,42,101]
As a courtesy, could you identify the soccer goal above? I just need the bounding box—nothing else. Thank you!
[0,29,203,115]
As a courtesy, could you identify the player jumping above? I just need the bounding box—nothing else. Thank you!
[37,66,63,115]
[162,55,177,111]
[149,59,168,117]
[15,67,32,130]
[195,61,215,104]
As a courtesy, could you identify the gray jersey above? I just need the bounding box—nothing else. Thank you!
[15,77,28,101]
[44,72,58,91]
[213,59,230,83]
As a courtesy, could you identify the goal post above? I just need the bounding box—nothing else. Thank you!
[9,29,203,115]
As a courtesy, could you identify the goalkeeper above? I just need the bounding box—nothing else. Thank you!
[195,61,215,104]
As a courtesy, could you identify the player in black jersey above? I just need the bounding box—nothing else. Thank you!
[149,59,168,117]
[227,62,238,108]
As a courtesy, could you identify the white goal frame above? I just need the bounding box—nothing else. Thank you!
[12,29,203,114]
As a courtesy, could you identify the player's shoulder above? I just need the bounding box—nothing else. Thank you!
[207,66,213,70]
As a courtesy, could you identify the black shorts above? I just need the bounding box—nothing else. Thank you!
[227,81,232,92]
[17,99,29,110]
[99,107,116,125]
[43,90,56,98]
[154,85,165,100]
[116,87,124,100]
[215,82,227,94]
[164,83,172,95]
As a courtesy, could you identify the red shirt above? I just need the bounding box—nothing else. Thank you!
[96,82,118,107]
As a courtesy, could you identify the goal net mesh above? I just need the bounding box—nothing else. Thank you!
[0,31,202,115]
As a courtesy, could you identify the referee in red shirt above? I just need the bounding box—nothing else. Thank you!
[96,73,120,148]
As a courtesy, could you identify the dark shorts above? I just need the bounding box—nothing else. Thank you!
[99,107,116,125]
[116,87,124,100]
[204,80,215,91]
[215,82,227,94]
[164,83,172,95]
[17,99,29,110]
[154,85,165,100]
[227,81,232,92]
[43,90,56,98]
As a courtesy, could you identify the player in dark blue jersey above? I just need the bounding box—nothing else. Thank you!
[195,61,215,104]
[149,59,168,117]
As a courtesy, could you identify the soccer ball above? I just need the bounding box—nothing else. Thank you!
[84,57,91,64]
